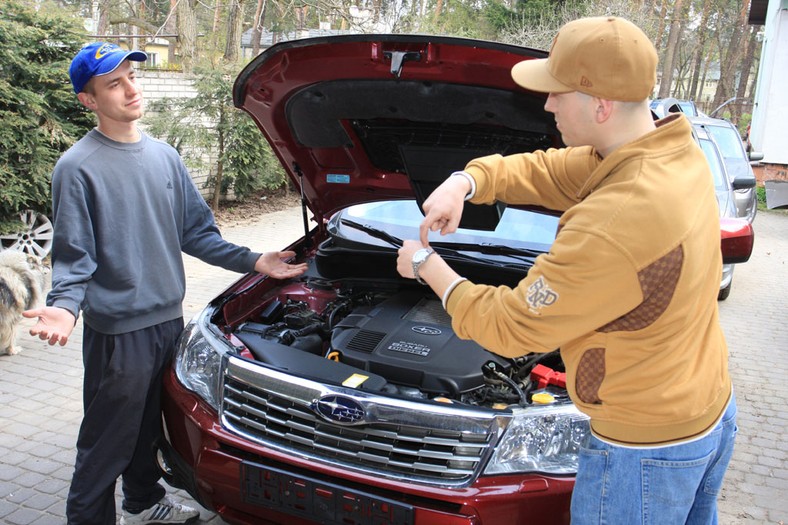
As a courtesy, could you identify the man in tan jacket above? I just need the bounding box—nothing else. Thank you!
[397,17,736,525]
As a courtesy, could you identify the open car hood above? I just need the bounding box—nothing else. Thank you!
[233,34,557,226]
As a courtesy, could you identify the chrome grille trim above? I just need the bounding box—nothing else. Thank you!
[220,355,509,487]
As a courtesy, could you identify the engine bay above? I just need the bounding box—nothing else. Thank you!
[226,278,568,409]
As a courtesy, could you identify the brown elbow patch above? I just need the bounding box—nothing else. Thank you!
[598,246,683,333]
[575,348,605,404]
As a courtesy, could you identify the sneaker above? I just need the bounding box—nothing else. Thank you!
[119,495,200,524]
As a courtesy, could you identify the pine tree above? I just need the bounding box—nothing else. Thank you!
[0,1,93,233]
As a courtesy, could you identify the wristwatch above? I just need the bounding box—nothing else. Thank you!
[412,247,435,285]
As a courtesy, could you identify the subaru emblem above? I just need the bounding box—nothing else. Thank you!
[412,325,441,336]
[313,395,366,425]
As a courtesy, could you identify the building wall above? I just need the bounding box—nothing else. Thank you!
[753,164,788,184]
[750,0,788,166]
[135,70,215,198]
[138,69,197,99]
[142,42,170,67]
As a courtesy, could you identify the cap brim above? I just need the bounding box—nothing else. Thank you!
[511,58,573,94]
[94,50,148,77]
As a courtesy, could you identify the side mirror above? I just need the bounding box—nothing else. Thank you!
[720,217,754,264]
[749,151,764,162]
[732,174,756,190]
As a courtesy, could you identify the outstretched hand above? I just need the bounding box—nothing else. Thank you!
[254,251,309,279]
[419,174,471,245]
[22,306,77,346]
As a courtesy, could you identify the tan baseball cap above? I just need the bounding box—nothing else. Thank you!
[511,16,658,102]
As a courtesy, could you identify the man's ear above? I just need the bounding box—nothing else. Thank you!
[594,98,615,123]
[77,91,96,111]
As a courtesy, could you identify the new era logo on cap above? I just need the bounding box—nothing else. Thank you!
[69,42,147,94]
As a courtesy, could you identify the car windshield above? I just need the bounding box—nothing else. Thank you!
[704,125,745,160]
[698,138,729,191]
[678,101,696,115]
[337,200,559,252]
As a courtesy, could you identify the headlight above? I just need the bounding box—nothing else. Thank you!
[484,404,590,475]
[174,309,229,411]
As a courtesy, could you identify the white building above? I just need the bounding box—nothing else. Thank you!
[749,0,788,172]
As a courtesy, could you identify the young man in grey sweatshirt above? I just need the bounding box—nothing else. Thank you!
[23,42,307,525]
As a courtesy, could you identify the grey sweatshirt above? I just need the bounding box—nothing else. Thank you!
[47,129,261,334]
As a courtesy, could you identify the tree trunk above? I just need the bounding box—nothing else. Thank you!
[251,0,268,56]
[177,0,198,73]
[210,161,223,210]
[712,0,748,111]
[688,0,713,101]
[654,0,669,50]
[372,0,382,23]
[212,1,221,33]
[698,58,710,112]
[224,0,246,63]
[212,110,226,211]
[732,26,759,122]
[657,0,685,99]
[296,4,307,31]
[96,0,111,36]
[670,18,688,97]
[166,0,178,64]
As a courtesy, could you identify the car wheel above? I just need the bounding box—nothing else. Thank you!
[717,281,732,301]
[0,210,54,258]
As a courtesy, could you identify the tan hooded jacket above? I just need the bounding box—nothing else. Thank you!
[446,114,731,445]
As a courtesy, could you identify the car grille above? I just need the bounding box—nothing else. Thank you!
[221,356,506,487]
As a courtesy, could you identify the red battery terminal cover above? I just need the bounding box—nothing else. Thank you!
[530,364,567,389]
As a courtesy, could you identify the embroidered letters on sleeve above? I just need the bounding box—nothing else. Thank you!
[526,276,558,314]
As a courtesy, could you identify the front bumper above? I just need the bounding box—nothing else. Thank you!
[160,368,574,525]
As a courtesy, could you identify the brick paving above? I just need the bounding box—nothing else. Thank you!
[1,207,786,524]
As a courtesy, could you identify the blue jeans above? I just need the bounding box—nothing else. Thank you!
[571,394,737,525]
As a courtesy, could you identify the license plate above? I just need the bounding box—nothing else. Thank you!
[241,461,414,525]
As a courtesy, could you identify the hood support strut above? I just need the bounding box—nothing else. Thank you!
[293,162,312,250]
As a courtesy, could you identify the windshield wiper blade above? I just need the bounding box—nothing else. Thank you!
[339,218,403,248]
[339,218,542,261]
[430,241,543,258]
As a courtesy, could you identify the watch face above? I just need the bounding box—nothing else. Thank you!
[413,248,432,263]
[412,248,433,285]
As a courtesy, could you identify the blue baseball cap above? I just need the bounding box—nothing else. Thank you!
[69,42,147,94]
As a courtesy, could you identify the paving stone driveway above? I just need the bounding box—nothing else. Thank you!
[1,207,785,524]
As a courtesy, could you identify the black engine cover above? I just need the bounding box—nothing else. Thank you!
[331,290,509,395]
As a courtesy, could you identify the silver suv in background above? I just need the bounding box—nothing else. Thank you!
[650,97,702,118]
[650,101,760,223]
[690,117,760,223]
[692,123,755,300]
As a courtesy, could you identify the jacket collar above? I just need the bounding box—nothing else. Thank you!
[576,113,690,200]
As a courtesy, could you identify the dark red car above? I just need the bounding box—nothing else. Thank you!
[158,34,754,525]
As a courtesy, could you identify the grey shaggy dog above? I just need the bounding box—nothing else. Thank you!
[0,251,49,356]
